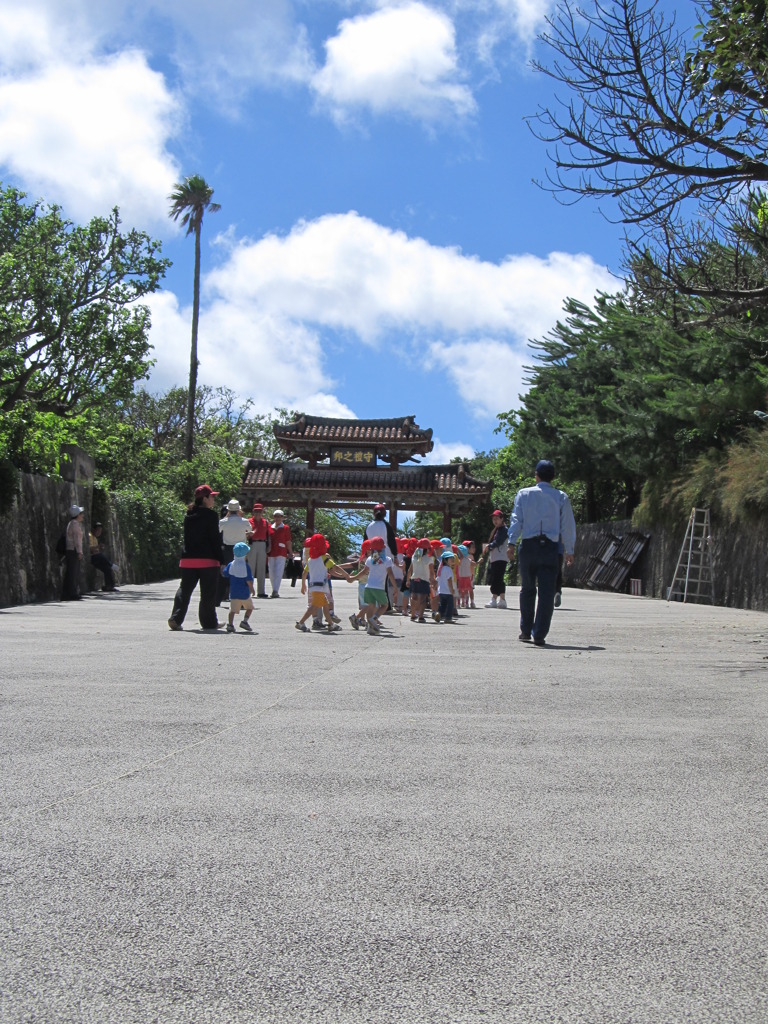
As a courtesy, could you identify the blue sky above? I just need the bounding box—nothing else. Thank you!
[0,0,691,462]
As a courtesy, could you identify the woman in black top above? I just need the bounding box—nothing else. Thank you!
[168,485,223,631]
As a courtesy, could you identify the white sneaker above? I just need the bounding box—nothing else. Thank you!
[497,598,507,609]
[366,623,379,635]
[485,599,497,608]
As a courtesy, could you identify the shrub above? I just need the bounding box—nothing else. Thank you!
[111,486,185,582]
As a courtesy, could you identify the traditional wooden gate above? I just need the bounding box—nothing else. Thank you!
[240,414,493,534]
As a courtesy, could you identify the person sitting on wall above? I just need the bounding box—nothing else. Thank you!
[89,522,119,592]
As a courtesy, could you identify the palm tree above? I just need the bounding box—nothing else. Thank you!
[168,175,221,461]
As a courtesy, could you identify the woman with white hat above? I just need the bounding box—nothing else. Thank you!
[61,504,85,601]
[217,498,250,606]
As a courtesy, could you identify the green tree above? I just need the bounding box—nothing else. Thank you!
[499,285,768,520]
[687,0,768,106]
[168,175,220,461]
[0,185,167,426]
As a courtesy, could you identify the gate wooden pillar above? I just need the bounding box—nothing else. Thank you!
[306,499,316,535]
[442,507,452,537]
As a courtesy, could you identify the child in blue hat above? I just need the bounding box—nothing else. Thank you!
[222,541,255,632]
[436,550,458,623]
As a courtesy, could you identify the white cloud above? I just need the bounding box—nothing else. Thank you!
[312,2,475,124]
[0,6,67,70]
[426,438,476,464]
[158,0,315,107]
[459,0,553,64]
[0,0,314,100]
[143,290,355,419]
[196,211,614,422]
[0,49,181,226]
[483,0,551,43]
[424,338,530,419]
[206,211,615,347]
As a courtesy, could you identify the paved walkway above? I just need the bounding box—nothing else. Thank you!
[2,581,767,1023]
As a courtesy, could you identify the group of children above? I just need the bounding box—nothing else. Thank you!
[218,532,479,636]
[296,533,477,635]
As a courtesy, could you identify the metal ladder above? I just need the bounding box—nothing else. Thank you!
[667,507,715,603]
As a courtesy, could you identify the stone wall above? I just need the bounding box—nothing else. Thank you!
[0,454,138,608]
[572,515,768,612]
[0,472,87,606]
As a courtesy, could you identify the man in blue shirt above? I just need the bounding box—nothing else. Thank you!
[507,460,576,646]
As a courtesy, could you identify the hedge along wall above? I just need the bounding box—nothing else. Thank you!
[572,516,768,612]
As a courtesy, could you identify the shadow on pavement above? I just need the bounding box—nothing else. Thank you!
[85,590,171,604]
[531,643,606,651]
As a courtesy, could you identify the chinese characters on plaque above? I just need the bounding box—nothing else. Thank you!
[330,448,377,466]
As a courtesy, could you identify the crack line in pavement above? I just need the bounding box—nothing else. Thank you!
[5,652,358,823]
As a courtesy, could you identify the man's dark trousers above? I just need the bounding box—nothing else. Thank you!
[518,536,560,641]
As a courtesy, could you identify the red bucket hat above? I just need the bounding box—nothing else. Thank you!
[307,533,328,559]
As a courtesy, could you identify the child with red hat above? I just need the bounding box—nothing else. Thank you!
[348,536,398,635]
[296,534,345,633]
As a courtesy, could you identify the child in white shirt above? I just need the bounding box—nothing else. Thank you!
[436,550,457,623]
[349,537,398,635]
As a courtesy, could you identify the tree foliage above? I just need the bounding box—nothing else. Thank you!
[0,185,168,418]
[497,286,768,520]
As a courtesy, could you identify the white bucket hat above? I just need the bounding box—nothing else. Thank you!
[227,498,242,511]
[273,509,285,517]
[68,504,84,517]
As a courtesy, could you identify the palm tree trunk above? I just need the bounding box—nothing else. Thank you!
[185,222,202,461]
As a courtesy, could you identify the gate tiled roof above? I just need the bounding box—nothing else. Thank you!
[273,415,433,460]
[241,459,492,514]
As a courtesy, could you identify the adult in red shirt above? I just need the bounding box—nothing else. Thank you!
[267,509,293,598]
[247,502,270,598]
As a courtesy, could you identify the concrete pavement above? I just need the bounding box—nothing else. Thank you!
[1,581,767,1023]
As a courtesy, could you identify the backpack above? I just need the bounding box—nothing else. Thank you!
[55,531,67,556]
